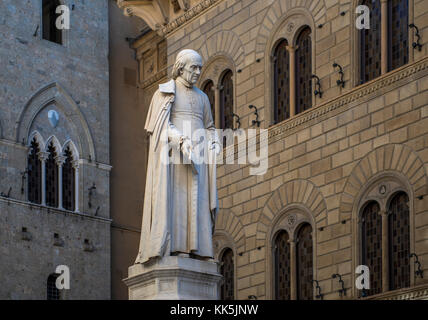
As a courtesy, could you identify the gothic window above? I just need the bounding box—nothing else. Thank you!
[45,142,58,207]
[296,224,313,300]
[219,70,234,130]
[62,146,75,211]
[203,80,216,123]
[295,27,312,114]
[28,138,42,204]
[42,0,62,44]
[274,230,291,300]
[220,248,234,300]
[361,201,383,296]
[388,0,409,71]
[273,39,290,124]
[47,273,60,300]
[388,192,410,291]
[360,0,382,84]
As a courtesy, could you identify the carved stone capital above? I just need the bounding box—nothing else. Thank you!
[55,155,67,166]
[71,160,80,169]
[37,151,49,162]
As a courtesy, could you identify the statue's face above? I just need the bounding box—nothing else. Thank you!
[180,54,203,85]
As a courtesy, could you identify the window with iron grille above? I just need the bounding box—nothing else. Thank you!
[296,223,313,300]
[202,80,216,124]
[273,39,290,124]
[47,273,60,300]
[219,70,234,130]
[46,142,58,207]
[62,147,75,211]
[274,230,291,300]
[388,0,408,71]
[359,0,382,84]
[361,201,382,296]
[28,138,42,204]
[220,248,234,300]
[42,0,62,44]
[295,27,312,115]
[388,192,410,291]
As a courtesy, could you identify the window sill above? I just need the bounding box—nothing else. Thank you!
[361,282,428,300]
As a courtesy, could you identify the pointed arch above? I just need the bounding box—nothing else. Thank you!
[62,139,79,160]
[15,82,96,161]
[28,130,46,151]
[45,135,62,154]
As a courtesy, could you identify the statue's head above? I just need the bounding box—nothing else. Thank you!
[172,49,203,86]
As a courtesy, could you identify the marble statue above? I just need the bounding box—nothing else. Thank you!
[135,49,221,264]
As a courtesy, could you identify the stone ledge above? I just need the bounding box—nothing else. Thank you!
[124,256,222,300]
[364,282,428,300]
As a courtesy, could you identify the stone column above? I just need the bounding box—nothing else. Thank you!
[286,45,297,118]
[55,155,66,210]
[215,84,221,128]
[72,160,79,212]
[289,239,297,300]
[37,151,49,206]
[381,0,388,74]
[381,209,389,292]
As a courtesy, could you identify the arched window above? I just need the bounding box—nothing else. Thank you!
[295,27,312,114]
[47,273,60,300]
[359,0,382,84]
[42,0,62,44]
[219,70,234,130]
[62,146,75,211]
[388,192,410,290]
[296,223,313,300]
[220,248,234,300]
[202,80,216,123]
[388,0,409,71]
[45,142,58,207]
[273,39,290,124]
[28,138,42,204]
[361,201,382,296]
[274,230,291,300]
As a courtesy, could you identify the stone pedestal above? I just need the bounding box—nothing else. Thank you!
[123,256,222,300]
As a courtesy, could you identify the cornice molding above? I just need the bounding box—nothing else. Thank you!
[117,0,224,37]
[160,0,223,37]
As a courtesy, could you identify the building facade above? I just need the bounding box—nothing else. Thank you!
[0,0,111,299]
[118,0,428,300]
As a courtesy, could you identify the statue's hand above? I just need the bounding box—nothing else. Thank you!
[210,141,221,155]
[181,137,193,160]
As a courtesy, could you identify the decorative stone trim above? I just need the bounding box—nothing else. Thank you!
[365,283,428,300]
[140,68,168,89]
[160,0,224,37]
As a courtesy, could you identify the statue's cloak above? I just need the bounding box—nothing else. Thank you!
[135,79,218,264]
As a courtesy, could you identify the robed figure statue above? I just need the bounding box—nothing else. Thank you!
[135,49,221,264]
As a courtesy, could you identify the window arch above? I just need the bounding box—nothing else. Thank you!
[296,223,313,300]
[388,191,410,290]
[220,248,234,300]
[361,201,382,296]
[47,273,60,300]
[359,0,382,84]
[202,80,216,123]
[388,0,409,71]
[273,39,290,124]
[219,70,234,130]
[62,146,75,211]
[42,0,62,44]
[45,142,59,207]
[295,27,312,114]
[28,137,42,204]
[274,230,291,300]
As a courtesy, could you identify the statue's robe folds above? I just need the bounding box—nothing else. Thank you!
[135,79,219,264]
